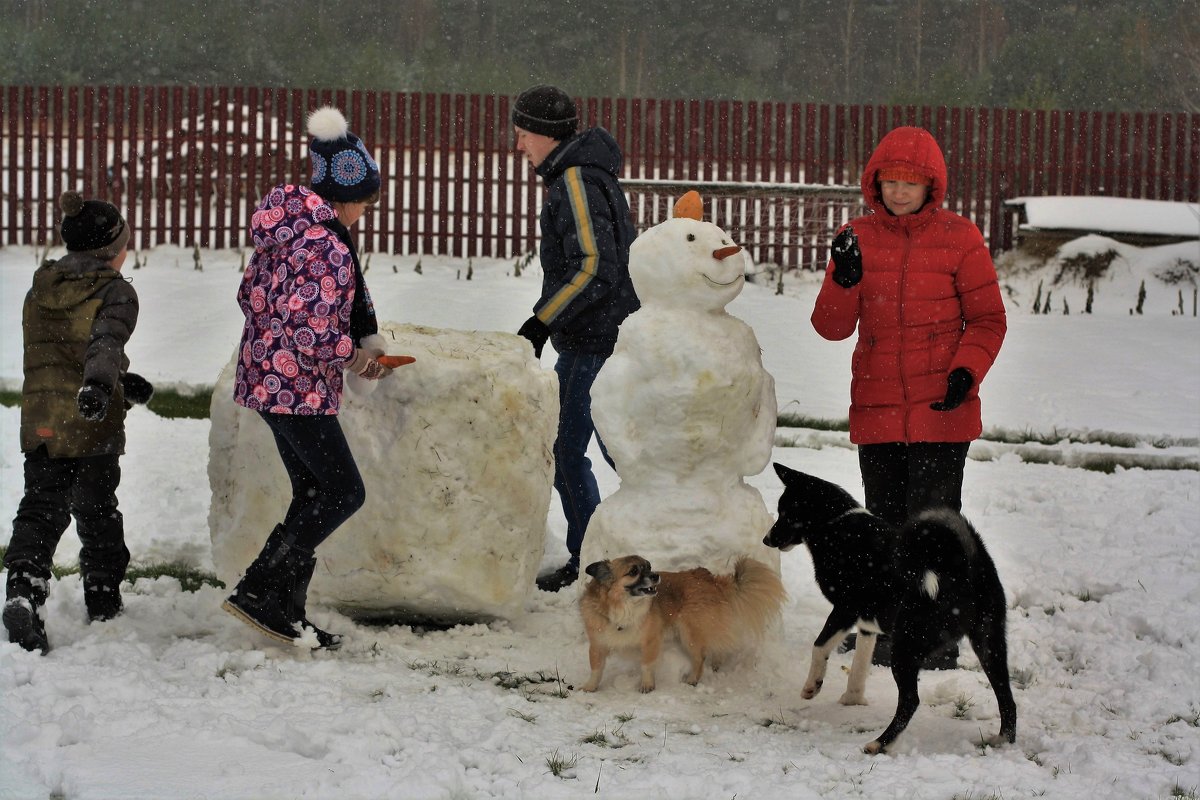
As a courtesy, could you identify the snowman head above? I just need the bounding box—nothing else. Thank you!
[629,192,745,312]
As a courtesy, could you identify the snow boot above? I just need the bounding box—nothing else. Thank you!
[83,571,124,623]
[3,570,50,654]
[290,554,342,650]
[222,528,339,650]
[536,562,579,593]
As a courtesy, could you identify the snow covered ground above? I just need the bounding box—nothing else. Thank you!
[1,235,1198,799]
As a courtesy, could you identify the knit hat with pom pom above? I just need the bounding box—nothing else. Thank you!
[58,191,130,260]
[307,107,381,203]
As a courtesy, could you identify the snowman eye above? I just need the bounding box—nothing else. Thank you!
[687,234,695,242]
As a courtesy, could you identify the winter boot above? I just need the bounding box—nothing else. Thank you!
[536,562,579,593]
[83,571,124,623]
[222,531,338,650]
[3,570,50,654]
[290,554,342,650]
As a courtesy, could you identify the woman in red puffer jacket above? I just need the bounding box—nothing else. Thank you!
[811,125,1006,527]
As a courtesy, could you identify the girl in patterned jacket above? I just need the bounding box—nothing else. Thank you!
[222,107,392,650]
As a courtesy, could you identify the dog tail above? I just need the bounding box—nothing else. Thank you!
[729,556,788,639]
[900,508,979,600]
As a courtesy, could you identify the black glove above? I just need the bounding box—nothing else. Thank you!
[77,383,111,421]
[121,372,155,405]
[517,316,550,359]
[830,226,863,288]
[930,368,974,411]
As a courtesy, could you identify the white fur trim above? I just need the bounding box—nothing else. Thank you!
[343,368,380,397]
[359,333,387,357]
[922,570,941,600]
[307,107,349,142]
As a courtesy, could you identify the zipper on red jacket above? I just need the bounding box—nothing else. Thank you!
[898,223,914,443]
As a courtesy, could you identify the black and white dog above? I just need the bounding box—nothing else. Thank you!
[763,463,1017,754]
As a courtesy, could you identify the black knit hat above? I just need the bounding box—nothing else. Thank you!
[59,191,130,260]
[307,107,381,203]
[512,85,578,140]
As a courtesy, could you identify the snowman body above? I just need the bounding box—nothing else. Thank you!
[582,213,780,575]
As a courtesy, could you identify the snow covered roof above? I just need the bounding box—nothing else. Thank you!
[1005,195,1200,239]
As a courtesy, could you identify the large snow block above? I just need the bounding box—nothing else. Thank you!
[208,322,558,622]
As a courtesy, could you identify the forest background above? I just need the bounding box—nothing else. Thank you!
[2,0,1195,113]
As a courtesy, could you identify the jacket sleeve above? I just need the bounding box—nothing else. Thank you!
[281,228,355,364]
[82,280,138,391]
[951,233,1007,384]
[534,167,623,330]
[810,224,861,341]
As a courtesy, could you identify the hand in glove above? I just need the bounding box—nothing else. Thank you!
[121,372,155,405]
[930,368,974,411]
[346,348,392,381]
[77,383,111,421]
[517,316,550,359]
[830,226,863,288]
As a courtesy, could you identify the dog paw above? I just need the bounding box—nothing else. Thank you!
[801,681,822,699]
[639,682,656,694]
[579,683,599,693]
[838,690,868,706]
[862,740,884,755]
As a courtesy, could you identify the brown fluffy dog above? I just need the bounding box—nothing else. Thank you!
[579,555,786,693]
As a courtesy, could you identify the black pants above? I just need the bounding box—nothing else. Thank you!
[4,445,129,591]
[259,412,366,554]
[857,441,971,526]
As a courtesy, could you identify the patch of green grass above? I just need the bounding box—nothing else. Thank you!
[146,387,213,419]
[776,412,849,431]
[124,562,224,592]
[0,386,213,420]
[0,548,220,591]
[545,749,579,779]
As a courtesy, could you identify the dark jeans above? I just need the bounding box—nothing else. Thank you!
[259,412,366,554]
[553,351,614,568]
[5,445,129,593]
[857,441,971,526]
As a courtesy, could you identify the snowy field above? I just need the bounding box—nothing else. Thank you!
[1,235,1199,799]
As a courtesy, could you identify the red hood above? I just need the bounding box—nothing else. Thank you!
[861,126,947,217]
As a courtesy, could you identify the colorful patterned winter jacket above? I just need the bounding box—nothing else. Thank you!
[811,126,1007,445]
[234,184,367,415]
[533,127,640,356]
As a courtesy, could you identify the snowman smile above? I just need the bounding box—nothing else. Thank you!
[703,273,743,288]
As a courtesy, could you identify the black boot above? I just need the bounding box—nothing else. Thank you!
[290,554,342,650]
[222,530,339,650]
[4,570,50,654]
[83,571,124,623]
[536,562,579,593]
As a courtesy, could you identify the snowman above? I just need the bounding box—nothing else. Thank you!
[580,191,780,576]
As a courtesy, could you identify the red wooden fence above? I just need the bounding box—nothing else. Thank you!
[2,85,1197,268]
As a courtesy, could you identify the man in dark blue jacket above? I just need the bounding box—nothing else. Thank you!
[513,84,639,592]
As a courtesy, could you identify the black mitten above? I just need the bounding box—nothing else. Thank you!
[517,316,550,359]
[930,368,974,411]
[77,383,111,421]
[121,372,155,405]
[830,226,863,288]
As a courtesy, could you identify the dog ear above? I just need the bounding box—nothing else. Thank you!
[773,462,797,484]
[584,560,612,581]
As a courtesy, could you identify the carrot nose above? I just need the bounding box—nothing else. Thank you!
[712,245,742,260]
